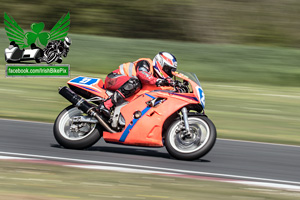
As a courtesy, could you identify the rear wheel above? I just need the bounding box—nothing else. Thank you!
[53,105,103,149]
[35,58,41,63]
[165,115,216,160]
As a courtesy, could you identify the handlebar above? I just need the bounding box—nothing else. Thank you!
[174,80,189,93]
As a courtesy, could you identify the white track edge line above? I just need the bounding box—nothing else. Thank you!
[0,151,300,186]
[218,138,300,148]
[0,118,52,125]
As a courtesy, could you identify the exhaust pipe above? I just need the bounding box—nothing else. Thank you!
[59,86,116,133]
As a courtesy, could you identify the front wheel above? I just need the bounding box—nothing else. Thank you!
[165,115,216,160]
[53,105,103,149]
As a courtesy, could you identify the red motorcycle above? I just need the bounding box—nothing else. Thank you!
[54,71,216,160]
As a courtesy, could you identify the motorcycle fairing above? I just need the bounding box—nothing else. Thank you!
[119,102,152,142]
[69,76,99,85]
[173,71,205,108]
[67,76,108,98]
[169,92,198,101]
[103,91,197,146]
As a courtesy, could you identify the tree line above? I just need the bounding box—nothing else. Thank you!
[2,0,300,47]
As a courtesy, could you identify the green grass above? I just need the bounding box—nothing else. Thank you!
[0,161,299,200]
[204,82,300,144]
[0,69,104,122]
[59,33,300,87]
[1,32,300,145]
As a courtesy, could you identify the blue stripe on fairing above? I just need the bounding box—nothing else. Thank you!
[77,85,100,93]
[119,106,152,142]
[119,93,155,142]
[171,93,198,101]
[145,93,155,99]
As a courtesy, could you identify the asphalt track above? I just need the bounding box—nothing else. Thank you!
[0,118,299,186]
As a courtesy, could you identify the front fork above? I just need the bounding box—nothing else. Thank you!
[181,107,190,134]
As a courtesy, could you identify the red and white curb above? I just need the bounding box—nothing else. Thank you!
[1,154,300,192]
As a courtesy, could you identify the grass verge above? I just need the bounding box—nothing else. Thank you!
[0,160,299,200]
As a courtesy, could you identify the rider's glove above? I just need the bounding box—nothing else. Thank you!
[156,78,175,87]
[156,78,169,86]
[175,87,186,93]
[166,78,175,87]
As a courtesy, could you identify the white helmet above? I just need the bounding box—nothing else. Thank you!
[64,36,72,48]
[153,52,177,78]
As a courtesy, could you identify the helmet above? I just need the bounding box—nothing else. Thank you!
[153,52,177,78]
[64,36,72,48]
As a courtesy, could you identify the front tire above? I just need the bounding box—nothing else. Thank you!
[165,115,216,160]
[53,105,103,149]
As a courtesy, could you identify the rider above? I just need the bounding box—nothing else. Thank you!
[98,52,177,117]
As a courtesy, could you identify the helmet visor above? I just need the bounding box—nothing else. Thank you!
[163,65,176,77]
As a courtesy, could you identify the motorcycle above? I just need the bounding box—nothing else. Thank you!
[54,71,217,160]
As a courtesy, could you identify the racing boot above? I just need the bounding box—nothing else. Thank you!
[97,98,113,118]
[97,89,126,118]
[98,77,141,117]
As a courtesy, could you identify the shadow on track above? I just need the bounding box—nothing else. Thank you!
[89,146,171,159]
[51,144,210,162]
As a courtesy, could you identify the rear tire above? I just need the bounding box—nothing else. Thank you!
[165,115,216,160]
[53,105,103,149]
[35,58,41,63]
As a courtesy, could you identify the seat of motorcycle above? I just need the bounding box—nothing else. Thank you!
[97,79,104,88]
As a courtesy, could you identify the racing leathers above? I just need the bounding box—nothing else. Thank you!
[98,58,173,117]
